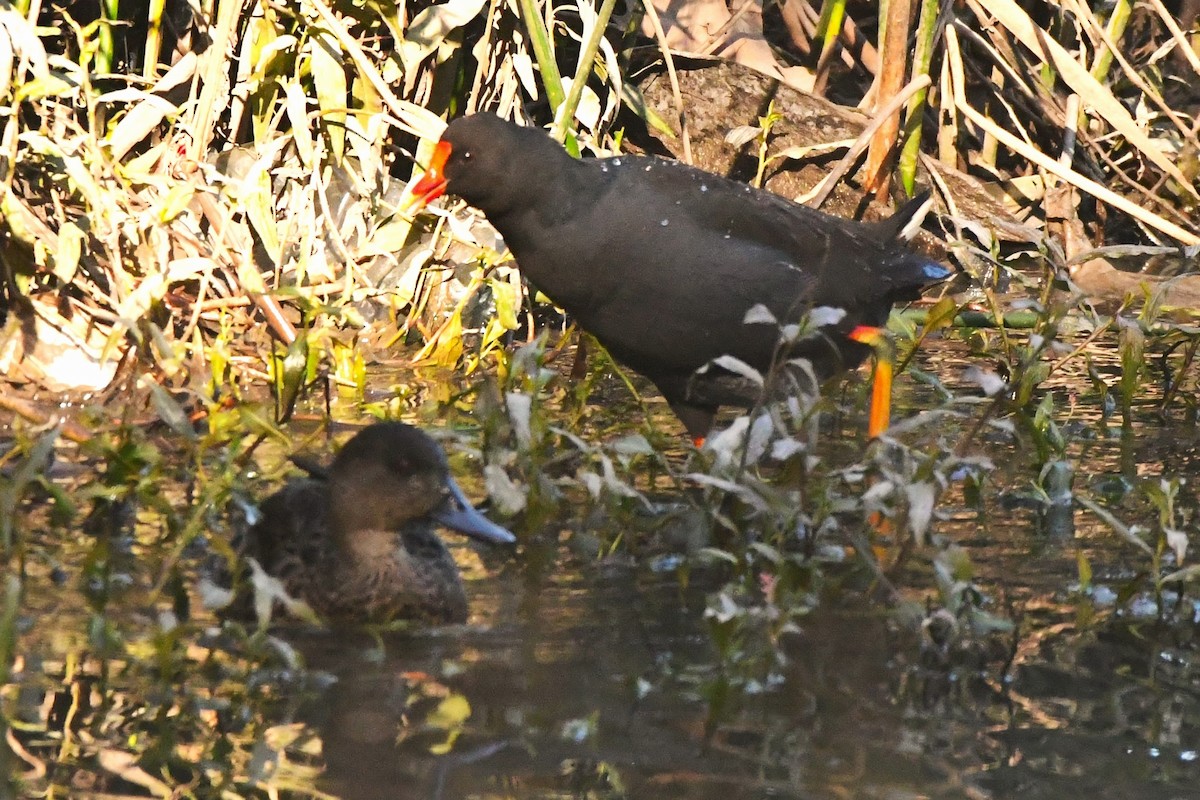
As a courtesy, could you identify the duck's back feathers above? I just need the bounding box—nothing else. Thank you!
[242,475,470,623]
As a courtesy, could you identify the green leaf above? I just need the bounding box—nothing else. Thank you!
[310,30,347,160]
[923,296,960,332]
[148,379,196,441]
[276,335,310,423]
[1118,320,1144,417]
[1076,550,1092,591]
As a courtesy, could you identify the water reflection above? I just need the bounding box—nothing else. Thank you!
[283,549,1200,799]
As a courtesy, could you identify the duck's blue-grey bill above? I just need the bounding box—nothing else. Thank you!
[434,478,517,544]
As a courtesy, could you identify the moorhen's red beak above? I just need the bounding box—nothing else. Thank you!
[400,140,452,214]
[848,325,895,439]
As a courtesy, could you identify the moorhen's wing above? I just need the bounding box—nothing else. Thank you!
[613,157,940,316]
[523,156,874,376]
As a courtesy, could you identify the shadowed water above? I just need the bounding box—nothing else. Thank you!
[255,338,1200,799]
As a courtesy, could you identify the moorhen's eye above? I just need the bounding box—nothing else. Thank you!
[462,151,472,160]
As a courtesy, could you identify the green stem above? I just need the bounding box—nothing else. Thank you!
[98,0,120,73]
[812,0,847,93]
[518,0,565,113]
[144,0,167,78]
[895,308,1043,329]
[551,0,619,146]
[1090,0,1131,83]
[899,0,940,194]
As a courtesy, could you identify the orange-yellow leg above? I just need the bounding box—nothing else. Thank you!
[848,325,896,439]
[848,325,900,541]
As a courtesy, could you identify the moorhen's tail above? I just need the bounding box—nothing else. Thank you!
[874,191,934,243]
[290,455,330,480]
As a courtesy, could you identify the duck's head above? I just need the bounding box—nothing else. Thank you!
[326,422,515,546]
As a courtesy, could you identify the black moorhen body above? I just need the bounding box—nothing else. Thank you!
[238,422,515,624]
[405,113,951,438]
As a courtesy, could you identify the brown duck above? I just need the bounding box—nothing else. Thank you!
[239,422,515,624]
